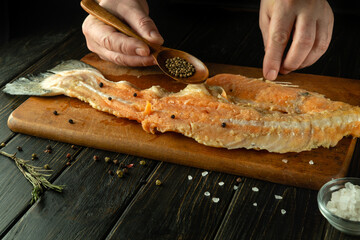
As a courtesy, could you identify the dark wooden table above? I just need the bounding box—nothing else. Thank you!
[1,1,360,239]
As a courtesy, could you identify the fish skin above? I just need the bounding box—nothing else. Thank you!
[3,60,360,153]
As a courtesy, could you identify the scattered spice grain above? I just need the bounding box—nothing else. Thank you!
[108,170,114,175]
[218,181,225,186]
[171,114,175,119]
[204,191,210,197]
[139,160,146,165]
[66,153,71,159]
[221,122,226,128]
[71,145,77,149]
[201,171,208,177]
[31,153,38,160]
[68,119,74,124]
[93,155,99,161]
[104,157,111,163]
[53,110,58,115]
[108,97,112,101]
[66,161,71,166]
[113,159,119,165]
[0,142,6,147]
[17,146,23,151]
[126,163,134,168]
[43,164,50,169]
[99,82,104,88]
[188,175,193,180]
[122,168,129,174]
[133,93,137,97]
[46,145,52,150]
[116,170,124,178]
[212,197,220,203]
[155,180,162,186]
[236,177,242,183]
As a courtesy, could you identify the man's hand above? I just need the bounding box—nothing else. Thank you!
[260,0,334,80]
[82,0,164,66]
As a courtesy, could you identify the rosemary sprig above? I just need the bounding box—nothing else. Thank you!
[0,150,64,204]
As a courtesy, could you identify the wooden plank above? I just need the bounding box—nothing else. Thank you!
[7,54,359,190]
[0,28,76,87]
[0,134,81,237]
[214,180,325,240]
[2,148,158,240]
[107,163,238,240]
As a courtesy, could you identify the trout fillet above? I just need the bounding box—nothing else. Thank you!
[4,60,360,153]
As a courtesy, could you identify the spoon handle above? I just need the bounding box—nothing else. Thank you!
[81,0,158,51]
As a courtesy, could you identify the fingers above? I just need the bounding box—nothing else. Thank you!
[280,15,316,74]
[83,0,164,67]
[121,7,164,45]
[262,12,295,80]
[259,3,270,49]
[82,15,155,66]
[299,10,333,69]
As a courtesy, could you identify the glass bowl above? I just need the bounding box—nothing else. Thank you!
[317,177,360,236]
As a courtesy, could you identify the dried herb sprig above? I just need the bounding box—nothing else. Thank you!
[0,150,64,204]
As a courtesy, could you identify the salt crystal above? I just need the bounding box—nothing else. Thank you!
[253,202,257,207]
[201,171,209,177]
[212,197,220,203]
[275,195,283,200]
[218,181,225,186]
[204,191,210,197]
[252,187,259,192]
[282,159,288,163]
[188,175,193,180]
[326,182,360,221]
[309,160,314,165]
[281,209,286,215]
[233,185,239,191]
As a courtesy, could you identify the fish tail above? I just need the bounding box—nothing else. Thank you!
[3,60,95,96]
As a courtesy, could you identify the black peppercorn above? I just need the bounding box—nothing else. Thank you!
[68,119,74,124]
[99,82,104,88]
[221,122,226,128]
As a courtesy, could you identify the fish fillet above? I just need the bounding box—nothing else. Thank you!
[4,60,360,153]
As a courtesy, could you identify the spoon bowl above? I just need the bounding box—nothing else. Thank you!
[81,0,209,84]
[154,48,209,84]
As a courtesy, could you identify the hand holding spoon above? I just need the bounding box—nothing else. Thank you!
[80,0,209,84]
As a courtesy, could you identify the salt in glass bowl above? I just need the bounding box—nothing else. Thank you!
[317,177,360,236]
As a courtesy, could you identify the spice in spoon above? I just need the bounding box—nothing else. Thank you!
[165,57,195,78]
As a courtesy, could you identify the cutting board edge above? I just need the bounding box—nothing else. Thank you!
[8,107,353,190]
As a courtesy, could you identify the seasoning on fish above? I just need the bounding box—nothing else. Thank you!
[4,60,360,153]
[165,57,195,78]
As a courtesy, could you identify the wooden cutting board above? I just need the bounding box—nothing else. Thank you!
[7,53,360,190]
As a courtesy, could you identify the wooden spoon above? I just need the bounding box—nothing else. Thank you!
[80,0,209,84]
